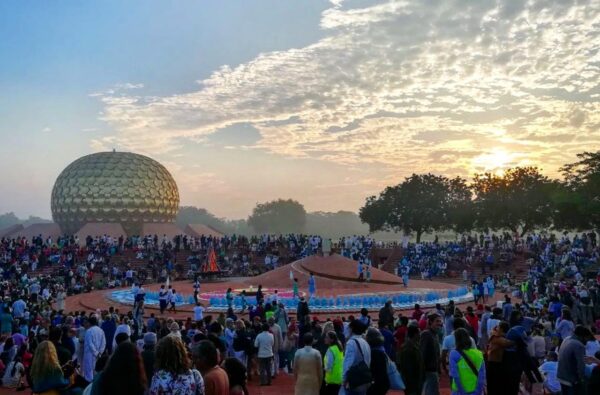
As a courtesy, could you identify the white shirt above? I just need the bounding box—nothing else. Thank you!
[586,340,600,357]
[539,361,560,393]
[193,306,204,322]
[254,331,274,358]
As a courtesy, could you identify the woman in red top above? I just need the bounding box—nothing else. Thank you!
[394,316,409,350]
[465,306,479,342]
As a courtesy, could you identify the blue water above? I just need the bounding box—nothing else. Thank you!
[109,290,194,306]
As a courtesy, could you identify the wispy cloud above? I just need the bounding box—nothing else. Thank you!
[92,0,600,178]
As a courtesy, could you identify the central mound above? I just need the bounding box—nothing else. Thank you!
[297,254,403,285]
[242,253,403,291]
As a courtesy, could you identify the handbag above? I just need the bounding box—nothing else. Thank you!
[346,339,373,389]
[386,355,405,390]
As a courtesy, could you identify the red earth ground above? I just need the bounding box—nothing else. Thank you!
[1,256,486,395]
[69,254,467,319]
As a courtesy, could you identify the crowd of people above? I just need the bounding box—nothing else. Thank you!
[397,233,519,282]
[0,230,599,395]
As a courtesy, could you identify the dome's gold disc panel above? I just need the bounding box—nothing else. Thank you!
[51,151,180,235]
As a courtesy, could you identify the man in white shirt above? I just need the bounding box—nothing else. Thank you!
[12,298,27,319]
[254,323,274,386]
[193,303,204,322]
[82,316,106,383]
[441,318,476,372]
[539,351,561,394]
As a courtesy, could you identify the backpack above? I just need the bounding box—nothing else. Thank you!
[233,331,250,352]
[346,339,372,389]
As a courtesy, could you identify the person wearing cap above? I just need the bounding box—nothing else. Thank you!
[112,316,131,351]
[142,332,157,387]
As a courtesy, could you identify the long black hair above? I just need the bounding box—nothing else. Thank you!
[326,331,344,352]
[98,342,147,395]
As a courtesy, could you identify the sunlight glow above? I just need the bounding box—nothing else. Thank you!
[471,149,514,175]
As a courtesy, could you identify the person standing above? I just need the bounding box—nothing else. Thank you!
[254,323,274,386]
[421,313,442,395]
[194,303,205,323]
[378,300,394,329]
[158,285,167,315]
[308,273,316,301]
[141,332,157,385]
[150,336,204,395]
[449,328,486,395]
[293,332,323,395]
[82,315,106,383]
[486,321,513,395]
[557,326,591,395]
[293,278,299,300]
[397,325,423,395]
[192,341,229,395]
[268,317,283,378]
[341,320,371,395]
[55,286,66,311]
[323,331,344,395]
[365,328,390,395]
[193,278,201,304]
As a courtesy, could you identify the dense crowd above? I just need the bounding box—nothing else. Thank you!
[0,231,598,395]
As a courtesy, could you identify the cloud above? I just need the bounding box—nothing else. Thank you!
[41,127,51,133]
[93,0,600,179]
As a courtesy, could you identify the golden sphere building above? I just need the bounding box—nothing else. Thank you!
[51,151,180,235]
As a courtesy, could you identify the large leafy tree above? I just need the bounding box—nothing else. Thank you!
[446,177,476,234]
[359,174,471,242]
[472,167,554,236]
[556,151,600,232]
[176,206,232,233]
[305,211,370,238]
[248,199,307,234]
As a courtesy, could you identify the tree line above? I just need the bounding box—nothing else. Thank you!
[359,151,600,242]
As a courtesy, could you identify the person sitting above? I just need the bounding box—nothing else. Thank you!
[1,354,25,389]
[30,341,76,395]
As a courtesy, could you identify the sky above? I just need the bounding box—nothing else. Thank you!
[1,0,599,220]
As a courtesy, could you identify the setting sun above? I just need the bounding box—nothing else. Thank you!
[472,149,515,174]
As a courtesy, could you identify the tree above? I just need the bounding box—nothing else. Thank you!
[359,174,471,242]
[0,212,51,230]
[305,211,370,239]
[0,212,20,230]
[446,177,476,234]
[176,206,232,234]
[472,167,554,236]
[247,199,307,234]
[557,151,600,232]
